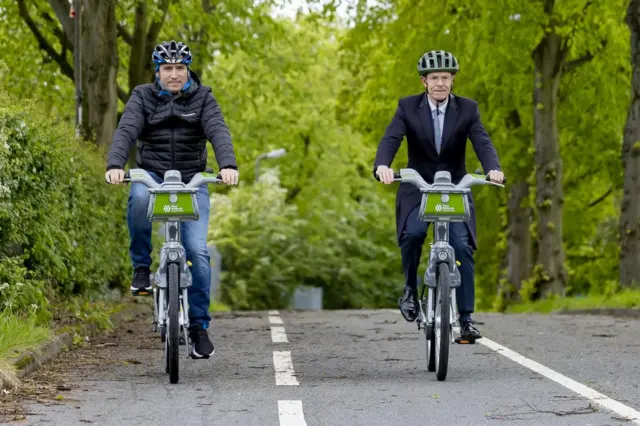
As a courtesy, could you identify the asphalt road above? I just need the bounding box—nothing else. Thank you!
[4,306,640,425]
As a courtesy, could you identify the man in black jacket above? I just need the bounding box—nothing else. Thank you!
[373,50,504,341]
[105,40,238,359]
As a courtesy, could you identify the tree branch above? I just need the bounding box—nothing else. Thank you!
[61,32,68,60]
[564,53,594,73]
[202,0,216,13]
[285,133,311,203]
[521,399,596,416]
[117,23,133,45]
[564,40,608,73]
[543,0,556,15]
[40,11,73,51]
[117,85,129,104]
[47,0,74,41]
[558,0,594,68]
[18,0,74,81]
[146,0,172,47]
[587,185,613,208]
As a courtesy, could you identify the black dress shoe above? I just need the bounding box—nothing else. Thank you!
[398,287,419,322]
[460,320,482,340]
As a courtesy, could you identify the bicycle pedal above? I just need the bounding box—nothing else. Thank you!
[132,289,152,296]
[455,337,476,344]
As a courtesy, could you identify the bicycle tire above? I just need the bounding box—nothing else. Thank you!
[167,263,180,384]
[435,262,450,381]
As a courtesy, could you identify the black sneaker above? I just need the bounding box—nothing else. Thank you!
[130,266,152,295]
[189,325,215,359]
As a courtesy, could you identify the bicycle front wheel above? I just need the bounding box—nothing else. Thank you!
[167,263,180,384]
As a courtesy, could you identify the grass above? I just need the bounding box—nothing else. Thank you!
[0,310,51,365]
[505,288,640,314]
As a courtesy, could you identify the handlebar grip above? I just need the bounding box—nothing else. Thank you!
[484,175,507,183]
[478,169,506,184]
[393,172,401,180]
[204,167,224,179]
[105,170,130,184]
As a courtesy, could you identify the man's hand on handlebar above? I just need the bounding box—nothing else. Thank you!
[105,169,125,184]
[375,165,395,185]
[220,168,239,185]
[487,170,504,184]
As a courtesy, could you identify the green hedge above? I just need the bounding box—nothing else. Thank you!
[0,96,130,321]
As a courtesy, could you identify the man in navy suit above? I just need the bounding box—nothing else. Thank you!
[373,50,504,340]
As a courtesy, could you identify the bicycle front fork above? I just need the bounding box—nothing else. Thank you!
[419,280,459,342]
[153,287,190,332]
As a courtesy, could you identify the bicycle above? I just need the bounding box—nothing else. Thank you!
[392,168,505,381]
[119,167,226,384]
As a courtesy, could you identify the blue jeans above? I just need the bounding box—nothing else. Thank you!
[400,205,475,322]
[127,171,212,328]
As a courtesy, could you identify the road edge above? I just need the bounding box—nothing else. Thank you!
[0,298,150,391]
[556,307,640,318]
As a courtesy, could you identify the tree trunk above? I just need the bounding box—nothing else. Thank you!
[620,0,640,288]
[128,1,156,93]
[499,108,533,304]
[532,32,568,297]
[505,181,532,300]
[79,0,118,146]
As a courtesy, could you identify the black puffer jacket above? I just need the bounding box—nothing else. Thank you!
[107,71,237,182]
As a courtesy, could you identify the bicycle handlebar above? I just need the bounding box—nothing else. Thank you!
[391,168,506,192]
[106,167,226,189]
[392,171,507,184]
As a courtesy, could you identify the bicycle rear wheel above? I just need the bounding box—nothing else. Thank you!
[167,263,180,384]
[435,262,451,381]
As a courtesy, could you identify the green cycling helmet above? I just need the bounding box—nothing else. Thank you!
[417,50,459,75]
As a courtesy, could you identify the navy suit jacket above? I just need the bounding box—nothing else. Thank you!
[373,93,501,249]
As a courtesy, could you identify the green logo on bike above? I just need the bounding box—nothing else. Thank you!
[163,204,185,213]
[435,203,457,213]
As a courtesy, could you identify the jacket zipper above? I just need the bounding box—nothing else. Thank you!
[170,100,175,169]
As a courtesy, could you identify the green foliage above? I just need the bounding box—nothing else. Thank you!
[209,167,401,310]
[507,287,640,314]
[0,91,131,319]
[116,0,281,96]
[208,170,305,309]
[337,0,630,308]
[203,18,404,310]
[0,0,75,117]
[0,0,635,314]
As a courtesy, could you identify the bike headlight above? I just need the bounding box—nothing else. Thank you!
[437,252,448,261]
[168,251,178,261]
